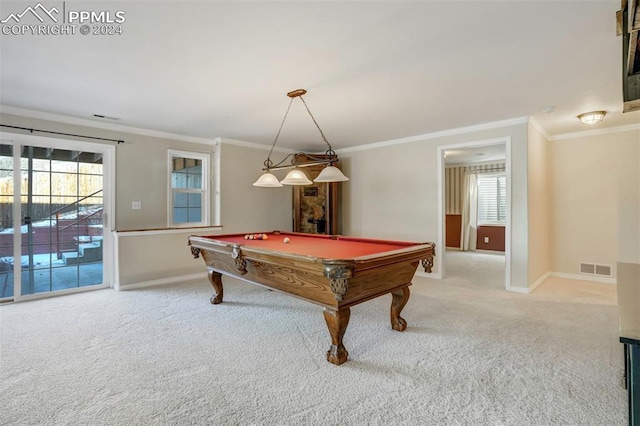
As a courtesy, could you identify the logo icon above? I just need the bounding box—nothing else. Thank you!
[1,2,59,24]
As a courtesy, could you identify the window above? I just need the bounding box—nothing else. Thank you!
[477,173,506,224]
[168,150,209,227]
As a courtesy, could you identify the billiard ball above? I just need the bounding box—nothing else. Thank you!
[283,237,290,244]
[263,235,268,240]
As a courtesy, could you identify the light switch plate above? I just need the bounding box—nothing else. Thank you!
[132,201,142,210]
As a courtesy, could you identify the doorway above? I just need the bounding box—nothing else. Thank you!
[0,134,114,301]
[437,137,511,289]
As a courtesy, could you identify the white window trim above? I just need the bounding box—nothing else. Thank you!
[167,149,210,228]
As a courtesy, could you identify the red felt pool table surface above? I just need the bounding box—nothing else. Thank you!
[208,231,418,259]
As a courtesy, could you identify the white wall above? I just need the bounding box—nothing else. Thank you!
[615,130,640,339]
[617,133,640,265]
[549,130,640,278]
[218,140,292,234]
[112,141,293,288]
[527,123,552,285]
[339,120,530,290]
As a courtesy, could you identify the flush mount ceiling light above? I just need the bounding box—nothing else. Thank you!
[253,89,349,187]
[577,110,607,125]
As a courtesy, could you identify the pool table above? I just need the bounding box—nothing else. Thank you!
[188,231,435,365]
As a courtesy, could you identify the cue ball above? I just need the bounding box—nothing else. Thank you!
[283,237,290,244]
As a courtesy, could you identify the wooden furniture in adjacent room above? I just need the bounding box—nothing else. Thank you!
[189,231,435,365]
[291,154,340,235]
[445,214,462,248]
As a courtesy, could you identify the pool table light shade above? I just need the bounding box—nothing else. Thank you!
[313,165,349,182]
[252,172,283,187]
[280,168,312,185]
[252,88,349,187]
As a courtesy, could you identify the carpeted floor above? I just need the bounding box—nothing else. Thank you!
[0,251,627,425]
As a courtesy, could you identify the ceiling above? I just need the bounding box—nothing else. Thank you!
[444,145,506,166]
[1,1,638,151]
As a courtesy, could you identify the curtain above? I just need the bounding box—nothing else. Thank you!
[460,172,477,251]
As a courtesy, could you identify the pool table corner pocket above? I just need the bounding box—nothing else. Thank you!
[323,261,354,302]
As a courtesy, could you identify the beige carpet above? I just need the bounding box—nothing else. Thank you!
[0,252,627,425]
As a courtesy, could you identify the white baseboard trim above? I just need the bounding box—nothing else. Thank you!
[529,272,550,292]
[506,270,616,294]
[549,271,616,284]
[115,273,206,291]
[506,285,530,294]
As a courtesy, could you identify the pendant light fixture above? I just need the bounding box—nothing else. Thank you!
[253,89,349,187]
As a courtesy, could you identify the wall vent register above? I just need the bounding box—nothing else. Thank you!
[579,262,612,277]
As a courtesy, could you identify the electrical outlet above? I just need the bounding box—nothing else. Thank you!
[484,236,489,243]
[132,201,142,210]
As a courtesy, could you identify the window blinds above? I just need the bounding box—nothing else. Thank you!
[477,173,506,224]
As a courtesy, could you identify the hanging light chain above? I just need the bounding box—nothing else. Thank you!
[264,96,295,169]
[298,96,334,156]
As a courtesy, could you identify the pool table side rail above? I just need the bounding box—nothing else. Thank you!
[189,234,434,269]
[198,231,426,248]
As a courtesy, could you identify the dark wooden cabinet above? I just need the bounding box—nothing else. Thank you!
[445,214,462,248]
[292,154,339,235]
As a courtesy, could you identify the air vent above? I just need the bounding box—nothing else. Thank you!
[579,263,595,274]
[595,264,612,276]
[579,262,612,277]
[92,114,119,121]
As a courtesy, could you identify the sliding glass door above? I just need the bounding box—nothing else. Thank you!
[0,137,113,301]
[0,144,15,299]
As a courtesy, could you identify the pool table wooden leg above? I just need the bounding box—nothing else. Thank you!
[207,270,224,304]
[390,286,410,331]
[323,308,350,365]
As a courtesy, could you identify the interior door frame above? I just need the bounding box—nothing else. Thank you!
[1,132,116,301]
[436,136,511,289]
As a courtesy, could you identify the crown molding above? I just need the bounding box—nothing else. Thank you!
[528,116,551,140]
[0,105,215,145]
[550,122,640,141]
[336,116,529,154]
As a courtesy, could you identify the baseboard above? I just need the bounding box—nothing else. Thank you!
[115,272,206,291]
[550,271,616,285]
[506,285,530,294]
[529,272,550,292]
[506,278,545,294]
[506,270,615,294]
